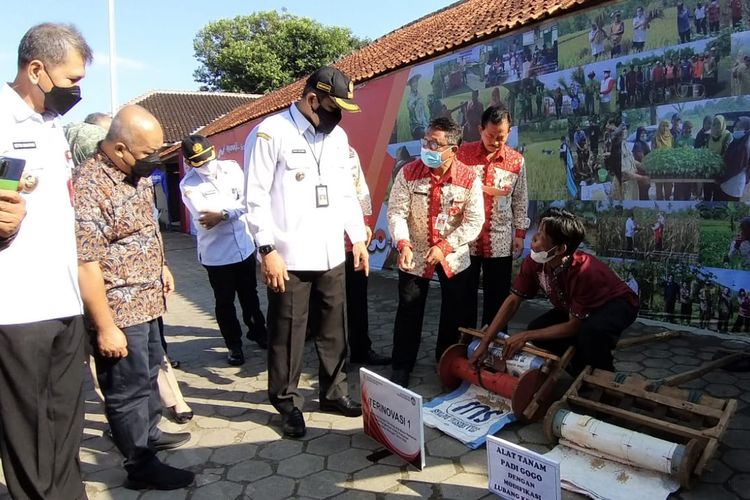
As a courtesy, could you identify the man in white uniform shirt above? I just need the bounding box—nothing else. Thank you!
[244,66,369,438]
[180,135,267,366]
[0,23,92,500]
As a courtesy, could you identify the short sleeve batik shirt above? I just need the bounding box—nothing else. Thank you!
[74,152,166,328]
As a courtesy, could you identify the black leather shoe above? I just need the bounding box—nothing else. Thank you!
[246,330,268,349]
[150,431,191,451]
[282,408,306,438]
[319,395,362,417]
[351,349,392,366]
[125,460,195,490]
[227,348,245,366]
[170,407,193,424]
[390,369,410,388]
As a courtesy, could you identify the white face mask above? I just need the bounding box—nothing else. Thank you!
[530,246,558,264]
[194,160,217,177]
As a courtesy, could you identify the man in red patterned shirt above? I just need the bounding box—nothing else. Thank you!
[457,105,529,330]
[387,117,485,387]
[469,208,639,375]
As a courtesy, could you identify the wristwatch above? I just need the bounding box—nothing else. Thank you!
[258,244,276,255]
[221,209,229,221]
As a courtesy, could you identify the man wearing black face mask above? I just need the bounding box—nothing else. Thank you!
[74,104,195,490]
[0,22,91,500]
[244,66,369,438]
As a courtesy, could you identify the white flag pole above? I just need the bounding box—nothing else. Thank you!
[108,0,117,116]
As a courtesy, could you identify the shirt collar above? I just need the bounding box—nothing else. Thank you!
[95,150,136,186]
[1,83,57,126]
[289,102,315,136]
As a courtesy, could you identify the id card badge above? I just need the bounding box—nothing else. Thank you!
[435,213,449,231]
[316,184,329,207]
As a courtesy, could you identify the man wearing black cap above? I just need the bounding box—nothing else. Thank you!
[244,66,369,438]
[179,134,268,366]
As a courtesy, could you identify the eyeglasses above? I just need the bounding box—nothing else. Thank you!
[420,139,454,151]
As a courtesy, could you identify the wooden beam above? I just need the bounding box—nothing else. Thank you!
[459,327,560,361]
[658,353,746,387]
[582,373,723,420]
[616,331,680,349]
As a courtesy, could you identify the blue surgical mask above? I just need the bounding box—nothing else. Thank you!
[420,148,444,169]
[734,130,746,140]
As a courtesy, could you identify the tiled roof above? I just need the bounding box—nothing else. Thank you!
[128,90,260,144]
[164,0,600,154]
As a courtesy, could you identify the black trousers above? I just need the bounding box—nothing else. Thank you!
[345,251,372,358]
[94,319,163,472]
[466,255,513,329]
[733,315,750,332]
[0,316,86,500]
[267,263,348,414]
[392,265,474,372]
[204,254,267,350]
[527,298,638,376]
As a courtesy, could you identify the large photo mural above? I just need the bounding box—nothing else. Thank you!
[370,0,750,335]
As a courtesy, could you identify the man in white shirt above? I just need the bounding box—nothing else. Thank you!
[0,23,91,500]
[244,66,369,438]
[632,7,648,52]
[625,210,637,252]
[599,69,615,113]
[180,134,267,365]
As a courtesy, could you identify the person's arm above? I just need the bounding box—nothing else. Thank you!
[502,314,582,360]
[78,260,128,358]
[387,167,414,271]
[0,189,26,250]
[244,124,289,292]
[510,159,529,258]
[469,293,524,365]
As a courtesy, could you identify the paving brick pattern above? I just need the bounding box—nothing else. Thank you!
[1,232,748,499]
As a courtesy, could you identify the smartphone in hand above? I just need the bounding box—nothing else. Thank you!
[0,157,26,191]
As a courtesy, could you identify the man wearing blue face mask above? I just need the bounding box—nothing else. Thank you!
[387,117,485,387]
[469,208,639,376]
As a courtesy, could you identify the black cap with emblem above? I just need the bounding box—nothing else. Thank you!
[181,134,216,167]
[306,66,360,113]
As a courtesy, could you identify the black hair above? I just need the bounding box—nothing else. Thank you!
[18,23,93,69]
[480,105,512,128]
[538,207,585,255]
[428,117,462,146]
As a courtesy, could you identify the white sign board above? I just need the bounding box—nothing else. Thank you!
[487,436,560,500]
[360,368,425,470]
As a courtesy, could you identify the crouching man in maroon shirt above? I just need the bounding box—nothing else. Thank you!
[469,207,639,375]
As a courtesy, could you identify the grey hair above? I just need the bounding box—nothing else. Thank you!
[84,112,112,128]
[17,23,93,69]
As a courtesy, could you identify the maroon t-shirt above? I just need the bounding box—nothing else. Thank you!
[511,251,640,319]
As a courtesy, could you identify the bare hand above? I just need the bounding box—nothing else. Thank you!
[468,340,490,367]
[262,251,289,293]
[163,265,175,298]
[198,211,223,229]
[424,246,445,266]
[98,325,128,358]
[0,190,26,239]
[352,241,370,276]
[365,226,373,247]
[481,185,512,197]
[398,247,415,271]
[501,332,528,360]
[512,237,524,258]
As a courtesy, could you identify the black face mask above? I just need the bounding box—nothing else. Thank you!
[132,152,163,179]
[38,71,81,116]
[312,99,342,135]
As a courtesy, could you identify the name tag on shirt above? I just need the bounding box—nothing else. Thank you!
[13,141,36,150]
[316,184,329,207]
[435,213,448,231]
